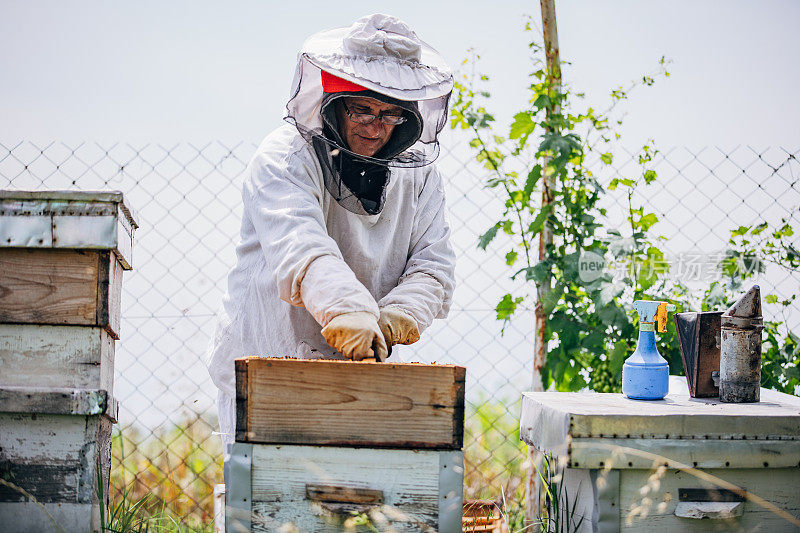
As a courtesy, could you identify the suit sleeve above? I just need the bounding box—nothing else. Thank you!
[378,166,456,332]
[243,149,379,327]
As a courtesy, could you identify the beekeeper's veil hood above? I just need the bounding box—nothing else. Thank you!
[285,14,453,215]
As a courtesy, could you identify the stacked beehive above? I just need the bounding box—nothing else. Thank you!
[226,357,466,532]
[0,190,137,532]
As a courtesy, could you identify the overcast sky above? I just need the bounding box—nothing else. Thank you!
[2,0,798,148]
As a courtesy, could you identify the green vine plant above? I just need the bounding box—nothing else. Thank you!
[450,19,679,393]
[452,19,799,395]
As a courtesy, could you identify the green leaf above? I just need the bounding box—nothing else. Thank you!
[496,293,523,321]
[731,225,750,237]
[643,169,657,184]
[533,94,551,110]
[505,250,519,266]
[509,112,536,140]
[478,224,499,250]
[608,339,629,374]
[600,153,613,165]
[765,294,779,304]
[541,282,564,316]
[528,261,551,283]
[775,223,794,238]
[527,205,551,236]
[608,177,633,191]
[524,165,542,198]
[639,213,659,231]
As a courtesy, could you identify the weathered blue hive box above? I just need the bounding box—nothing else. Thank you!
[520,376,800,532]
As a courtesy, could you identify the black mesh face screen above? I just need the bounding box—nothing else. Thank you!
[284,60,449,170]
[311,135,390,216]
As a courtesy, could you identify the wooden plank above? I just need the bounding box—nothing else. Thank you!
[250,444,444,532]
[0,387,118,421]
[0,324,114,391]
[0,189,124,202]
[235,359,249,444]
[96,250,123,337]
[618,467,800,531]
[0,463,82,502]
[0,502,98,533]
[0,249,123,338]
[556,468,607,533]
[306,483,384,504]
[569,438,800,470]
[235,357,466,449]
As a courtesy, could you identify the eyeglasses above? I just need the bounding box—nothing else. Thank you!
[342,101,407,126]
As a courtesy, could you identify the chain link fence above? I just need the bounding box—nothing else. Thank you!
[1,137,798,520]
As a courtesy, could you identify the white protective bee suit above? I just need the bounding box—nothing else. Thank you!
[206,14,456,444]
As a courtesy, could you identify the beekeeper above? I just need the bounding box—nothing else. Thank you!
[206,14,456,445]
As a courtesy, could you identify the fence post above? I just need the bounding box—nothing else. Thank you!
[525,0,562,528]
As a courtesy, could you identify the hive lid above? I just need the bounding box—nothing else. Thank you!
[0,189,137,269]
[520,376,800,458]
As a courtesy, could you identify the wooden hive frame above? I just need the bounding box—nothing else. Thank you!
[235,357,466,449]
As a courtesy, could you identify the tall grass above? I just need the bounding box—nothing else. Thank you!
[464,396,528,526]
[110,414,222,530]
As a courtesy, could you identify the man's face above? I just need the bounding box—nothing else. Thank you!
[335,97,403,157]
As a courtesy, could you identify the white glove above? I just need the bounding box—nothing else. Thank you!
[378,307,420,347]
[321,311,389,362]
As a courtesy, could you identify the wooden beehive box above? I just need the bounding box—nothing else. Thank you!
[519,377,800,532]
[227,357,466,532]
[235,357,465,448]
[0,190,136,532]
[0,324,115,392]
[0,190,137,340]
[0,389,118,532]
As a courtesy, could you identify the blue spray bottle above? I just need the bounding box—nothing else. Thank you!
[622,300,676,400]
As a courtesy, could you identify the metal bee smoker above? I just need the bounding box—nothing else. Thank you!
[719,285,763,403]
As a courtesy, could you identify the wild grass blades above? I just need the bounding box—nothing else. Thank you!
[532,453,585,533]
[101,426,215,532]
[0,477,65,533]
[98,430,152,532]
[111,414,222,528]
[464,396,527,504]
